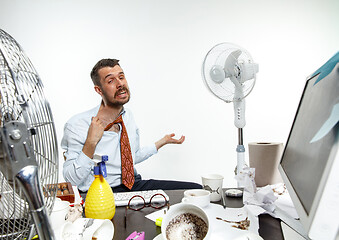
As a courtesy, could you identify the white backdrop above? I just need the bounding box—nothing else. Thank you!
[1,0,338,187]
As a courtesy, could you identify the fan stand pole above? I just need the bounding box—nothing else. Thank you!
[236,128,246,188]
[238,128,243,145]
[1,121,55,240]
[17,166,56,240]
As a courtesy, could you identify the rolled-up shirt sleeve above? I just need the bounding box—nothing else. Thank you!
[134,128,158,164]
[62,123,95,189]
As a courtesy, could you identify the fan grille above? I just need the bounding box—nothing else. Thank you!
[202,42,256,103]
[0,29,58,239]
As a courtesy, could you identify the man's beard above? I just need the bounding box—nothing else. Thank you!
[106,87,131,108]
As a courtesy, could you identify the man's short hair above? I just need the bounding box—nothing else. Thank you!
[90,58,120,86]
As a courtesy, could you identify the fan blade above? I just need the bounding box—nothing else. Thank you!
[224,49,242,77]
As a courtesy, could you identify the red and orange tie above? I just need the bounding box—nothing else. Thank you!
[105,115,134,189]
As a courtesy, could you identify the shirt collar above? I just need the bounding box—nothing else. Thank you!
[94,103,126,119]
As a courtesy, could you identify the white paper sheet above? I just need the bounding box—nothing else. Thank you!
[244,183,299,220]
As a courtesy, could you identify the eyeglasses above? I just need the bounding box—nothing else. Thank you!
[124,193,170,228]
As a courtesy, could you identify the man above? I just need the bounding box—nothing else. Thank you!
[62,58,201,192]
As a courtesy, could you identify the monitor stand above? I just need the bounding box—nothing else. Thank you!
[274,206,311,240]
[281,221,307,240]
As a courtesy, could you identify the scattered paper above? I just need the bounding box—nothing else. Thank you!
[244,183,300,221]
[55,218,114,240]
[71,186,84,206]
[235,167,257,192]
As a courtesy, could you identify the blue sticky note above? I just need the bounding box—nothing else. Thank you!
[311,103,339,143]
[311,52,339,85]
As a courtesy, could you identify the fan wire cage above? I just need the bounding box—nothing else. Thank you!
[202,43,256,103]
[0,29,58,239]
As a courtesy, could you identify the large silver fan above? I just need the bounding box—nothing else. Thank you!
[0,29,58,239]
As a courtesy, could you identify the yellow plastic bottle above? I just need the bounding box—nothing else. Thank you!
[85,155,115,219]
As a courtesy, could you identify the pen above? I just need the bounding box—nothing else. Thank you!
[221,189,226,208]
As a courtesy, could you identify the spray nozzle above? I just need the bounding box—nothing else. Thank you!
[93,154,108,177]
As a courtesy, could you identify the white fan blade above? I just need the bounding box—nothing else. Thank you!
[224,49,242,77]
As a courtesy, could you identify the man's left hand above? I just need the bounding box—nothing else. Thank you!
[155,133,185,150]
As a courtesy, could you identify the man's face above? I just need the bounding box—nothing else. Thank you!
[95,65,130,107]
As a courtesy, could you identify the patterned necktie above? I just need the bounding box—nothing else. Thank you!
[105,115,134,189]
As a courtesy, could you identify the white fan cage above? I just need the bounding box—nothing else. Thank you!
[202,42,256,103]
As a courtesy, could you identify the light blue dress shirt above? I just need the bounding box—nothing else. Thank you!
[61,105,157,191]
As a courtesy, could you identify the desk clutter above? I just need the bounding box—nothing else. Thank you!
[49,174,293,239]
[45,182,74,203]
[147,191,263,240]
[48,181,115,239]
[45,182,84,206]
[51,182,75,203]
[50,197,114,240]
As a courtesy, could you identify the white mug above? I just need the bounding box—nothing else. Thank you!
[49,198,70,231]
[182,189,210,208]
[201,174,224,202]
[161,203,210,240]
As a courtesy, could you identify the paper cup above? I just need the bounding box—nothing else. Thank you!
[201,174,224,201]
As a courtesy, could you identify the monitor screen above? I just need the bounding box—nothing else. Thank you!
[280,72,338,215]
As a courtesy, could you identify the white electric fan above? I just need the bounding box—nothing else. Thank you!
[202,42,258,187]
[0,29,58,239]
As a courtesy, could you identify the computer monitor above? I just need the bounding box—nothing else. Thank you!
[278,53,339,240]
